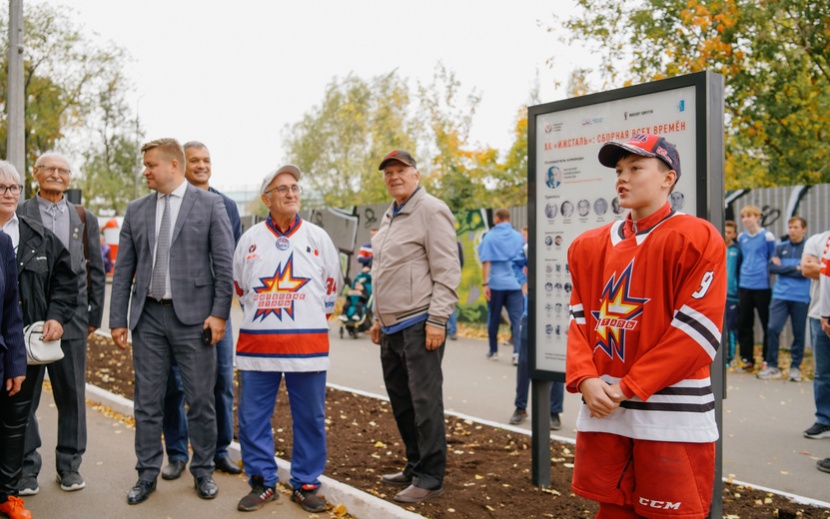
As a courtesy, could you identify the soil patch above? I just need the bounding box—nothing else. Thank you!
[86,334,829,518]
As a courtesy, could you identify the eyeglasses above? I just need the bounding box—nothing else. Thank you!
[264,185,302,196]
[37,165,72,176]
[0,184,22,196]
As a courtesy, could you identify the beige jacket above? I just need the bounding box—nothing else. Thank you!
[371,187,461,328]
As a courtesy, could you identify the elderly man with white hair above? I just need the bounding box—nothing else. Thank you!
[18,152,106,495]
[0,160,76,519]
[232,165,341,513]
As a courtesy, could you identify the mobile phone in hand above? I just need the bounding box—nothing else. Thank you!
[202,327,212,346]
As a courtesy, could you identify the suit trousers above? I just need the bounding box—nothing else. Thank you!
[163,315,236,462]
[22,337,87,478]
[132,299,217,480]
[380,320,446,490]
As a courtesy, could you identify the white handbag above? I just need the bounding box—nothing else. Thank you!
[24,321,64,365]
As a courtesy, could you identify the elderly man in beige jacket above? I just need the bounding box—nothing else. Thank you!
[370,150,460,504]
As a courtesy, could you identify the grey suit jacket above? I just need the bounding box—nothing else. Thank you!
[109,183,234,330]
[21,197,106,339]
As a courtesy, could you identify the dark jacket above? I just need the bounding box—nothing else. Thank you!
[16,214,77,327]
[20,197,106,338]
[0,232,26,381]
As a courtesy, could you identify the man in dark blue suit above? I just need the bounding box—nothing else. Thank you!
[161,141,243,480]
[110,138,234,504]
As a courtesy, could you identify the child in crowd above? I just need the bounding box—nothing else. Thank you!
[567,134,726,518]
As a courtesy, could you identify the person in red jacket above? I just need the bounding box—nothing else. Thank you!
[566,134,726,518]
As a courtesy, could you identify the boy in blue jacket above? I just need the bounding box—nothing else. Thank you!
[758,216,810,381]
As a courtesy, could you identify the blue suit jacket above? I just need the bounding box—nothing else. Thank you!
[0,232,26,381]
[109,182,234,330]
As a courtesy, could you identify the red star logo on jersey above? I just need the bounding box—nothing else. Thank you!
[253,253,310,321]
[591,261,649,361]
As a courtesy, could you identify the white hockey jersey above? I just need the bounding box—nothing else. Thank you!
[233,216,341,372]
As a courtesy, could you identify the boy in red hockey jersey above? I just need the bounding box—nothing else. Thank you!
[566,134,726,518]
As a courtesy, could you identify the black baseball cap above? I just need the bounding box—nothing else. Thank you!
[598,133,681,179]
[379,150,417,170]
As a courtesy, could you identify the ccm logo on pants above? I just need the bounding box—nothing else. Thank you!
[639,497,681,510]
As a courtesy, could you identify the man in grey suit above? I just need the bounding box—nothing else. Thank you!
[19,152,106,495]
[110,138,234,504]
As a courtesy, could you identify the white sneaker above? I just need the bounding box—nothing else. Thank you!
[757,367,782,380]
[512,353,519,366]
[486,352,498,360]
[789,367,802,382]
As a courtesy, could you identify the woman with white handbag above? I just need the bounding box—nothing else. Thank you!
[0,161,75,519]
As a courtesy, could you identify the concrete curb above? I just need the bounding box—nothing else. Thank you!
[88,331,830,513]
[84,380,420,518]
[326,384,830,510]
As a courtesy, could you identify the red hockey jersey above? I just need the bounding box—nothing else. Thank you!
[566,205,726,442]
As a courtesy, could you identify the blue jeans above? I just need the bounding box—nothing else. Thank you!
[487,289,523,355]
[447,307,458,337]
[239,370,327,489]
[766,299,809,369]
[812,318,830,426]
[515,316,564,412]
[163,315,236,462]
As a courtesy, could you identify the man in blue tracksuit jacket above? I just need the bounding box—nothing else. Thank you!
[757,216,811,381]
[737,205,776,370]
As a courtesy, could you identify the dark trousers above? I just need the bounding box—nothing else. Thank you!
[766,298,809,369]
[487,289,523,355]
[380,320,446,490]
[0,365,38,501]
[22,337,87,478]
[515,316,564,412]
[163,316,236,463]
[737,288,771,364]
[132,299,217,480]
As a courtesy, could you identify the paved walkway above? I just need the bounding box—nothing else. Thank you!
[326,327,830,504]
[94,284,830,510]
[21,389,325,519]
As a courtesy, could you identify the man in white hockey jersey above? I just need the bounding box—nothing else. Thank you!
[232,165,341,514]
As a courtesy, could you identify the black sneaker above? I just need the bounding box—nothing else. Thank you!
[508,408,527,425]
[804,423,830,439]
[237,476,276,512]
[818,458,830,474]
[57,471,86,491]
[550,412,561,431]
[291,484,327,513]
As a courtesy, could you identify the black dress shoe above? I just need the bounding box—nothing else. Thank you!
[161,460,186,480]
[127,479,156,505]
[214,456,242,475]
[194,476,218,499]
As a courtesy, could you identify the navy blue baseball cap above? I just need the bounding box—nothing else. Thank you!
[598,133,681,179]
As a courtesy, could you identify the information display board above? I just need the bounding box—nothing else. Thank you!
[528,72,724,380]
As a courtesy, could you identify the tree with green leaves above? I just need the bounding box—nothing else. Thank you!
[284,65,531,211]
[0,2,141,202]
[561,0,830,187]
[283,72,418,209]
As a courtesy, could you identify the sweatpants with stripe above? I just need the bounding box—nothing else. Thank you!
[238,370,326,489]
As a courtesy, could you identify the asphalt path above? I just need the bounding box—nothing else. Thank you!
[99,283,830,504]
[23,390,316,519]
[325,324,830,504]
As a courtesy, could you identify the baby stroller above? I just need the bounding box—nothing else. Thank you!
[339,269,373,339]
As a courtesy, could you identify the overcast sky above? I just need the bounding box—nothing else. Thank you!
[48,0,596,192]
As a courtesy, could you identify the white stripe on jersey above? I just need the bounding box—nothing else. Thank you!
[671,304,721,360]
[570,303,586,324]
[581,376,718,443]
